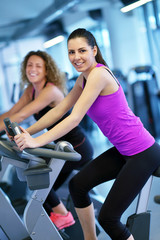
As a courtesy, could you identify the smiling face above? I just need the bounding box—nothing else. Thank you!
[26,55,47,84]
[67,37,97,73]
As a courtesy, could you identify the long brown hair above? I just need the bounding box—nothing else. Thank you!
[20,50,67,94]
[67,28,108,67]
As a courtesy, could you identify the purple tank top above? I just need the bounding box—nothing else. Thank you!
[86,64,155,156]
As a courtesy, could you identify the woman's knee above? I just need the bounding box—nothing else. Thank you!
[69,174,92,208]
[69,170,86,193]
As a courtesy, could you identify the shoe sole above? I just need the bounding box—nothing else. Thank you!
[58,220,75,230]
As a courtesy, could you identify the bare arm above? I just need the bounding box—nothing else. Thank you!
[15,68,110,149]
[27,78,83,135]
[0,84,64,131]
[0,86,32,131]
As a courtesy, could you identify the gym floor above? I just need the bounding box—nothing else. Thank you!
[57,126,160,240]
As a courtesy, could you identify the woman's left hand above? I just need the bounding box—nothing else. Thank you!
[14,126,39,151]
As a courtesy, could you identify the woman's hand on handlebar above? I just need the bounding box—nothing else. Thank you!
[14,126,39,150]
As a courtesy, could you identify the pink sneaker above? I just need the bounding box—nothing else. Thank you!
[50,211,75,230]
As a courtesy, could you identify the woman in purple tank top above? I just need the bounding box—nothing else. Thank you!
[14,29,160,240]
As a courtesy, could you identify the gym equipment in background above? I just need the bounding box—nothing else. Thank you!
[126,167,160,240]
[127,65,160,139]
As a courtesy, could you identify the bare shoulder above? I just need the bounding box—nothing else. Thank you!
[89,66,113,81]
[22,84,33,100]
[44,82,63,95]
[86,66,118,95]
[86,67,112,88]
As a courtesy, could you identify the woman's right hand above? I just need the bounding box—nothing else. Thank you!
[14,126,39,151]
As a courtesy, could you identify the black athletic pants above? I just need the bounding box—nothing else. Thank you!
[69,142,160,240]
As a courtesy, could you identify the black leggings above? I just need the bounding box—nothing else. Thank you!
[43,136,93,214]
[69,142,160,240]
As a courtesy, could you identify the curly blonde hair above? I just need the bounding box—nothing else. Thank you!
[20,50,67,95]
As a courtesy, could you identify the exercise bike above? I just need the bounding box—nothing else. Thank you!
[0,118,81,240]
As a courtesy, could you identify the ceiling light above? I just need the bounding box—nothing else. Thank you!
[43,35,64,48]
[120,0,153,13]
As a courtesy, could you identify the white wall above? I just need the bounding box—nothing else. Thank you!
[102,4,151,75]
[0,36,45,112]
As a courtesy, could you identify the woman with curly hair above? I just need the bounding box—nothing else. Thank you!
[0,50,66,130]
[0,50,93,230]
